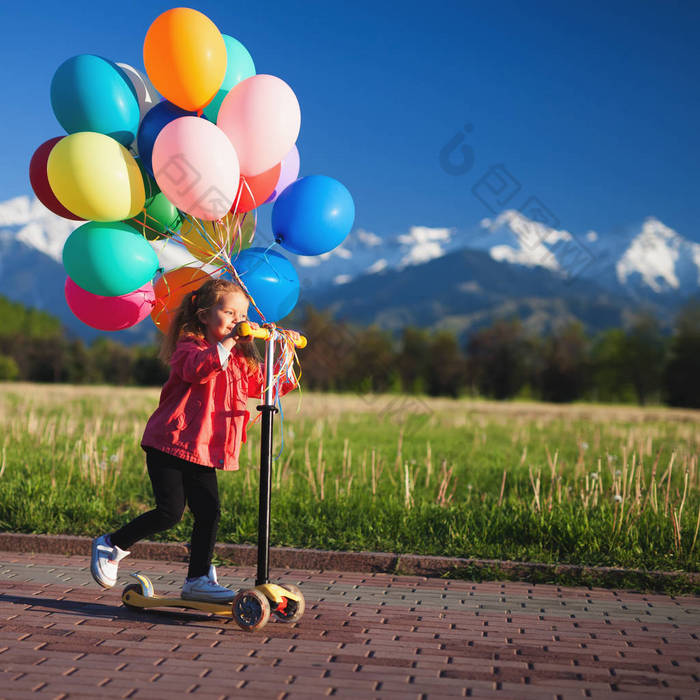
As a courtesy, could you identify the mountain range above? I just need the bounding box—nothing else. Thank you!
[1,194,698,344]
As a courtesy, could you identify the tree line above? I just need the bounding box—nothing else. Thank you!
[1,295,699,408]
[298,302,700,408]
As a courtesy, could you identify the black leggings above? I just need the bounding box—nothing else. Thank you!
[110,448,220,579]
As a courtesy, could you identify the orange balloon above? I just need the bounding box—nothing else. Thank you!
[143,8,227,111]
[233,162,281,213]
[151,267,212,333]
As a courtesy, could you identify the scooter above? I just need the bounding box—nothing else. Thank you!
[121,323,307,631]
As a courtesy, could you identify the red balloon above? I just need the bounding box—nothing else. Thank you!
[29,138,83,220]
[232,162,281,213]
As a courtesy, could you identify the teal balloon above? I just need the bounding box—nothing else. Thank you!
[51,55,140,146]
[203,35,255,122]
[63,221,159,296]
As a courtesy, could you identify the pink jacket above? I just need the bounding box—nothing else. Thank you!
[141,336,296,470]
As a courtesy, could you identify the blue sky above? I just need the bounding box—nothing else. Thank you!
[3,0,699,241]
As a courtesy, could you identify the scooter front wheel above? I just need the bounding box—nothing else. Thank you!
[232,589,270,632]
[122,584,144,611]
[272,584,305,623]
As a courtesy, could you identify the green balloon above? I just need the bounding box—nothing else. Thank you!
[127,191,184,239]
[63,221,159,296]
[125,165,182,239]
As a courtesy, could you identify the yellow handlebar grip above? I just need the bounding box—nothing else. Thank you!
[289,332,307,349]
[237,322,271,339]
[237,322,307,348]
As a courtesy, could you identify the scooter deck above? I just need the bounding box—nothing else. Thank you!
[123,587,234,615]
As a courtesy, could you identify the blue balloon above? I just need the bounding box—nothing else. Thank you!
[136,101,197,176]
[231,248,300,323]
[50,55,140,147]
[272,175,355,256]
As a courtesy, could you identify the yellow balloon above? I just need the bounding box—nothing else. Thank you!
[47,132,145,222]
[180,213,255,265]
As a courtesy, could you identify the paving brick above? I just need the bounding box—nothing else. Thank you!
[1,551,698,699]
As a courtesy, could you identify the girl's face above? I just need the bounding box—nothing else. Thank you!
[201,292,249,342]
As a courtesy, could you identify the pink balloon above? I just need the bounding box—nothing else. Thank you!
[152,116,240,220]
[217,74,300,177]
[265,145,300,203]
[65,277,155,331]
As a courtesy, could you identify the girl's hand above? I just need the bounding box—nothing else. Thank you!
[233,320,258,341]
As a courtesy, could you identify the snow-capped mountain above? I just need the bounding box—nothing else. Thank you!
[469,211,700,302]
[292,208,700,304]
[0,195,80,266]
[1,193,698,343]
[289,224,464,292]
[615,218,700,294]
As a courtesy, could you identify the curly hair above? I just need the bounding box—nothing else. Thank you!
[159,278,261,372]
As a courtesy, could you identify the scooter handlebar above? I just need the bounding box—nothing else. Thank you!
[238,322,307,348]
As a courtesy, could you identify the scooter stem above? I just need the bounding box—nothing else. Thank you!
[256,334,278,586]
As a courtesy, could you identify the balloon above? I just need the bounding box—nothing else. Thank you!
[180,212,253,264]
[233,162,281,213]
[265,145,300,203]
[116,63,161,124]
[232,247,299,323]
[127,185,183,240]
[65,277,155,331]
[29,138,83,220]
[143,8,226,111]
[217,74,300,176]
[151,266,212,333]
[152,117,239,220]
[272,175,355,256]
[50,55,140,146]
[63,220,159,297]
[137,101,196,176]
[47,132,145,222]
[202,35,256,122]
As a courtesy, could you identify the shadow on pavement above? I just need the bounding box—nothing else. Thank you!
[0,592,231,628]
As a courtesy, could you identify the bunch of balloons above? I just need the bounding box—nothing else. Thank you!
[30,7,355,333]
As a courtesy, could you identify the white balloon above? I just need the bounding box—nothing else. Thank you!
[117,62,161,152]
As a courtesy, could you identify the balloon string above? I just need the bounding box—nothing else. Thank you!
[232,178,244,214]
[231,176,256,218]
[241,210,258,248]
[131,210,179,239]
[178,217,230,267]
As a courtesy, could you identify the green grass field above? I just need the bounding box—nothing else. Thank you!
[1,383,698,578]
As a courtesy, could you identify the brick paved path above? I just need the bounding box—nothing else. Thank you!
[0,551,698,699]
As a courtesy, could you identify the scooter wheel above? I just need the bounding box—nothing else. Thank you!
[232,589,270,632]
[272,584,305,623]
[122,584,144,611]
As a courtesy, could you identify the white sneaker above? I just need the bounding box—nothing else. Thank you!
[90,535,130,589]
[181,571,235,602]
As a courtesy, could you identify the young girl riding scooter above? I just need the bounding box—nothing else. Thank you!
[90,278,296,602]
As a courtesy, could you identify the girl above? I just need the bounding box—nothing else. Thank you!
[90,278,296,602]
